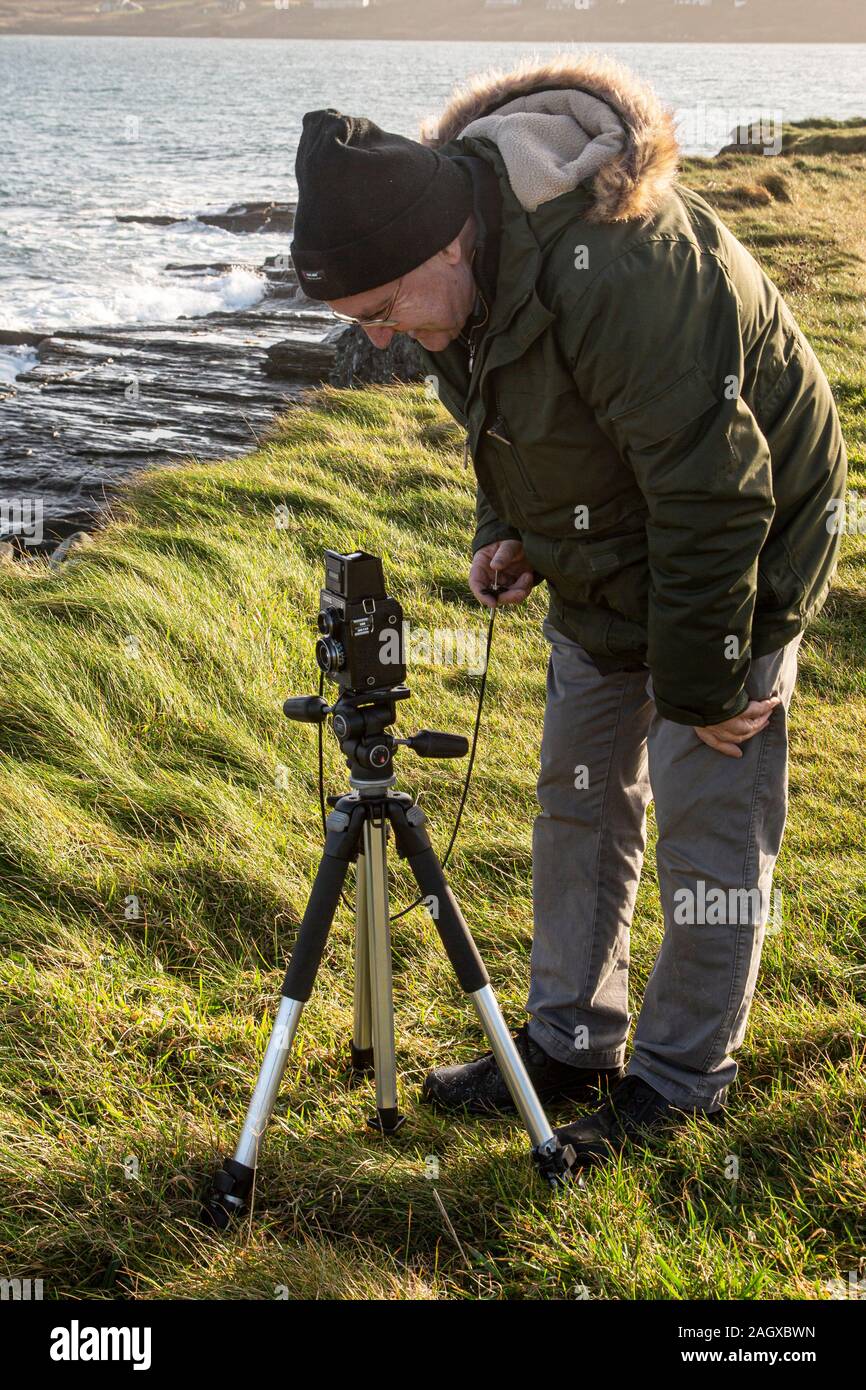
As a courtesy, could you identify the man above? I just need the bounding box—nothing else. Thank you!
[289,54,847,1166]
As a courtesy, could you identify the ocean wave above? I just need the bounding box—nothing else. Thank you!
[0,346,39,385]
[0,266,268,333]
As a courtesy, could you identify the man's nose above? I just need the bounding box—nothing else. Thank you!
[364,326,396,349]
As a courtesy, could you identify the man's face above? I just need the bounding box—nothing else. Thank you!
[325,231,476,354]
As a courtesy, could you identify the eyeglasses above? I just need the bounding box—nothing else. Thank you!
[330,277,404,327]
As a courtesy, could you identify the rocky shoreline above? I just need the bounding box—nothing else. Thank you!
[0,200,424,556]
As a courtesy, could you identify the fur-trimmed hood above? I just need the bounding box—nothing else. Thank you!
[420,52,680,224]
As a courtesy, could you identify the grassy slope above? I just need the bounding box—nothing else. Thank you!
[0,132,864,1301]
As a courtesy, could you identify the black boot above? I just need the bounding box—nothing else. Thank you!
[553,1073,724,1166]
[421,1023,625,1116]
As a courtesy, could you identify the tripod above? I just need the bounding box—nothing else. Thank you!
[205,681,576,1227]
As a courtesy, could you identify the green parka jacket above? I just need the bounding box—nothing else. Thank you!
[414,56,847,725]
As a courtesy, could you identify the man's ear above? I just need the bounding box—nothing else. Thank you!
[438,233,465,266]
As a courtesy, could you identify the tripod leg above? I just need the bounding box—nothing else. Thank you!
[387,798,576,1186]
[350,847,374,1074]
[204,797,367,1227]
[363,811,405,1134]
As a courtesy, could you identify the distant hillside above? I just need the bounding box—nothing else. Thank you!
[0,0,863,43]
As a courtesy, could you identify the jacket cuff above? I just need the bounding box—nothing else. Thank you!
[471,521,522,556]
[652,687,751,727]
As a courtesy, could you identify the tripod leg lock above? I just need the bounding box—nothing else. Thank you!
[532,1136,579,1188]
[202,1157,255,1229]
[350,1041,375,1075]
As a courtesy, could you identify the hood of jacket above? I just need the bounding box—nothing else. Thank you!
[420,52,680,224]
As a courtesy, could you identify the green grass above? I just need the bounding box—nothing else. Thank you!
[1,143,865,1301]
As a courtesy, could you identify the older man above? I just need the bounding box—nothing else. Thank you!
[289,54,847,1166]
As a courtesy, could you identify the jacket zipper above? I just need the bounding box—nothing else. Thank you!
[463,331,478,469]
[463,289,489,470]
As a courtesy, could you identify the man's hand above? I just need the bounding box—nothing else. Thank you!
[469,539,536,609]
[693,696,782,758]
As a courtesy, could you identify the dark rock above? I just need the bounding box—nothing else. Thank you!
[264,322,428,389]
[163,259,296,291]
[164,259,256,272]
[200,201,294,233]
[330,324,425,387]
[262,254,298,281]
[717,140,782,157]
[116,213,180,226]
[49,530,93,569]
[263,324,349,380]
[117,200,295,234]
[0,329,53,347]
[265,322,425,388]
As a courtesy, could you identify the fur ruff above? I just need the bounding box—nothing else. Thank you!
[420,51,681,224]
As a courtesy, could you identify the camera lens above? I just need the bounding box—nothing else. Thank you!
[315,636,345,674]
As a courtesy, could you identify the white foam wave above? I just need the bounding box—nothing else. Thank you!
[1,266,268,332]
[90,265,269,325]
[0,346,38,385]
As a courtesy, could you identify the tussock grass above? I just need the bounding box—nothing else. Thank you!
[1,141,864,1301]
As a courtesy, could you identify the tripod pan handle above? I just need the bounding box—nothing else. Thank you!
[406,729,469,759]
[283,695,330,723]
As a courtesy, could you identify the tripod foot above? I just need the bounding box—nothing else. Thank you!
[367,1107,406,1136]
[202,1157,255,1229]
[532,1137,579,1188]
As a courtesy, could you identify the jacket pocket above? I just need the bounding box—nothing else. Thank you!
[553,529,648,584]
[485,412,541,499]
[522,527,649,621]
[609,364,719,450]
[757,536,807,617]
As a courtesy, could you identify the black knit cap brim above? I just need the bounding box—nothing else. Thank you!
[291,108,474,302]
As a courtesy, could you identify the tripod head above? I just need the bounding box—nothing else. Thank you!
[284,684,468,786]
[284,552,470,786]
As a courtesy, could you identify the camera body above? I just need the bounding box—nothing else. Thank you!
[316,550,406,692]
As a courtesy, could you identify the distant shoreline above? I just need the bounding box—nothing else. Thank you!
[0,5,863,46]
[1,31,862,44]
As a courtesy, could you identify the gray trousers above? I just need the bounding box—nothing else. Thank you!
[526,615,802,1111]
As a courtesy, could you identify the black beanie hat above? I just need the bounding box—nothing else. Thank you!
[291,108,474,301]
